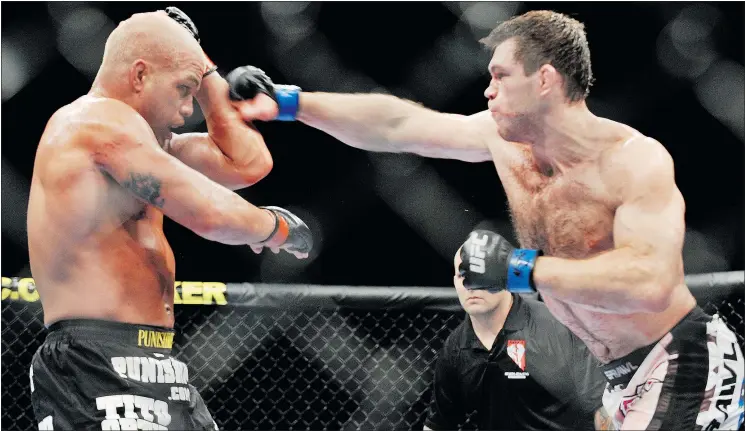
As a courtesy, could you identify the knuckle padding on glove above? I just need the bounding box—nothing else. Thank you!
[226,67,276,102]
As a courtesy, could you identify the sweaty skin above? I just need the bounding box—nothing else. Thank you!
[29,97,179,327]
[280,53,695,364]
[483,122,695,363]
[28,12,279,328]
[300,96,696,362]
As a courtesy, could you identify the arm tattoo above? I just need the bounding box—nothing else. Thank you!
[122,173,166,208]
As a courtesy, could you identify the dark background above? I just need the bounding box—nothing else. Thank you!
[3,2,743,286]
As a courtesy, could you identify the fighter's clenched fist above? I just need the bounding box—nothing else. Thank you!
[251,206,313,258]
[225,66,301,122]
[458,230,541,294]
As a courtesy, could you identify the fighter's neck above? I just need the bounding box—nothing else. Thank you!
[469,294,513,351]
[87,85,169,149]
[525,103,604,172]
[88,78,136,106]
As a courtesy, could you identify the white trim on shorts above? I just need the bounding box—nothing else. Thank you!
[695,315,744,431]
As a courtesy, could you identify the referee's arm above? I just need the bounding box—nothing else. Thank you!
[423,349,465,430]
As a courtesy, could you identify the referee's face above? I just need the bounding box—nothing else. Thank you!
[454,249,505,316]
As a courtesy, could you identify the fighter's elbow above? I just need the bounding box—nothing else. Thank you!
[640,284,674,313]
[227,151,273,189]
[239,153,273,187]
[637,261,677,313]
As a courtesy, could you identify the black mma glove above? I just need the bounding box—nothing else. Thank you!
[258,206,313,256]
[165,6,200,43]
[164,7,218,77]
[458,229,542,293]
[225,66,301,121]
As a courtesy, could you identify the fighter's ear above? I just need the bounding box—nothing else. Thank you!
[537,63,561,97]
[130,59,149,93]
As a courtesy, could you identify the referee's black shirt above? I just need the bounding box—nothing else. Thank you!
[424,293,605,431]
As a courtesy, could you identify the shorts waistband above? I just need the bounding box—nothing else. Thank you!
[45,319,175,352]
[600,306,708,388]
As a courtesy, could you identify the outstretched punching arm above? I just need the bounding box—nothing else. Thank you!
[225,66,495,163]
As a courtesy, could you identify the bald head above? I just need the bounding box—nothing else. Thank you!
[100,11,203,74]
[91,10,207,137]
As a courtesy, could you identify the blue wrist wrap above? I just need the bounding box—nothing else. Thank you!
[507,249,541,293]
[274,85,301,121]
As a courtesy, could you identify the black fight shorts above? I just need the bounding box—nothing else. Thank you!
[30,319,218,430]
[600,307,744,430]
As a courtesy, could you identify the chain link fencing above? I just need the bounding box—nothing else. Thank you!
[2,273,743,431]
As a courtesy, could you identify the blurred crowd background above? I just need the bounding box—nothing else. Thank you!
[2,2,743,286]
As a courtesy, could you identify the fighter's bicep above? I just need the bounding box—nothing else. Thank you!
[393,110,493,162]
[613,196,684,256]
[611,141,685,257]
[167,133,227,179]
[99,143,189,209]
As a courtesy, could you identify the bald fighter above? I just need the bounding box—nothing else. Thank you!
[28,8,311,430]
[226,10,743,431]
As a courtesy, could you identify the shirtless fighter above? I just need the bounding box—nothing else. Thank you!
[28,8,311,430]
[225,9,743,431]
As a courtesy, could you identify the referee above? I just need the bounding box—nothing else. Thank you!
[424,249,607,431]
